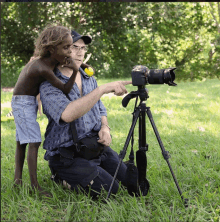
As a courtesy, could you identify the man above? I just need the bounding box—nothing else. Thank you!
[39,30,132,197]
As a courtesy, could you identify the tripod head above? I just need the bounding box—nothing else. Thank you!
[122,86,149,108]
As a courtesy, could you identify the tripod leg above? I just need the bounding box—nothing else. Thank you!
[137,102,149,186]
[146,107,188,207]
[106,107,141,200]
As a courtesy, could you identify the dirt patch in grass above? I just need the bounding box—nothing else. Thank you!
[1,88,13,108]
[1,102,12,108]
[2,87,14,92]
[102,92,128,98]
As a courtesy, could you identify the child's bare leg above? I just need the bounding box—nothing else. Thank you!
[27,143,51,197]
[14,141,27,186]
[27,142,41,188]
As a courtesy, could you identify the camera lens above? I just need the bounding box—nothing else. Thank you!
[164,68,177,86]
[147,69,165,84]
[147,68,176,86]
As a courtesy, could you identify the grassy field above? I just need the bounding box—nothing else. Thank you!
[1,79,220,222]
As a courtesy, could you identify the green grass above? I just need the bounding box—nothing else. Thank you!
[1,79,220,221]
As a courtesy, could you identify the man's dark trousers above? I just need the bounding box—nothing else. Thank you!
[49,146,127,197]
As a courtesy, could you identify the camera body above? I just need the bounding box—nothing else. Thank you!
[131,65,177,86]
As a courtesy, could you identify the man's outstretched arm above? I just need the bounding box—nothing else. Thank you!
[61,81,131,123]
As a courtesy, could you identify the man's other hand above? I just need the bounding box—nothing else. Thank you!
[98,126,112,147]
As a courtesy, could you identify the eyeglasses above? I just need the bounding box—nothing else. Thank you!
[71,45,88,52]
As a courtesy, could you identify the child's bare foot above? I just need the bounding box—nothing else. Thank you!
[31,185,52,198]
[13,179,22,189]
[38,187,52,198]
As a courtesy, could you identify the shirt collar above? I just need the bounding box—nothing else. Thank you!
[79,67,90,79]
[54,67,65,79]
[54,67,90,79]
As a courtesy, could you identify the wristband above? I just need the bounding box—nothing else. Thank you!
[101,124,111,131]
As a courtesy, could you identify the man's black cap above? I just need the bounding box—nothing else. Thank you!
[71,30,92,45]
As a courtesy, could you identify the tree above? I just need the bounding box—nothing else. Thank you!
[207,2,220,78]
[1,2,219,87]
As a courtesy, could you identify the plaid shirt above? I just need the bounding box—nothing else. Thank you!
[39,67,107,160]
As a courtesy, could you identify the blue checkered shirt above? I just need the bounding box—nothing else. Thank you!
[39,67,107,160]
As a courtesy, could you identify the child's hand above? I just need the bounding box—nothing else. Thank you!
[61,57,78,72]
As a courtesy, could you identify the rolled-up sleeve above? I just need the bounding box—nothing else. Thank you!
[39,81,71,126]
[98,100,107,116]
[91,77,107,116]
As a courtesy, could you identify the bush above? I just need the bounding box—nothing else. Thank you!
[1,56,24,87]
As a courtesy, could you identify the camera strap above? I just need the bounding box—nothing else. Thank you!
[125,113,140,196]
[125,110,150,197]
[66,93,81,153]
[65,67,93,153]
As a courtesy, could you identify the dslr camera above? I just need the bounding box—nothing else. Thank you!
[131,65,177,86]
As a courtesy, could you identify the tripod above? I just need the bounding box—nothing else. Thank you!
[106,86,188,207]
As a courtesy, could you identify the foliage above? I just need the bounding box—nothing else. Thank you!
[1,2,220,87]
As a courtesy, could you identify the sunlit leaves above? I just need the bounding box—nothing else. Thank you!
[1,2,220,87]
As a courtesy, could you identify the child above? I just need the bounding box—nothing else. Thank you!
[11,24,80,196]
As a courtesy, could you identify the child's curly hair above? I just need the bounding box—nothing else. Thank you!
[33,24,71,58]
